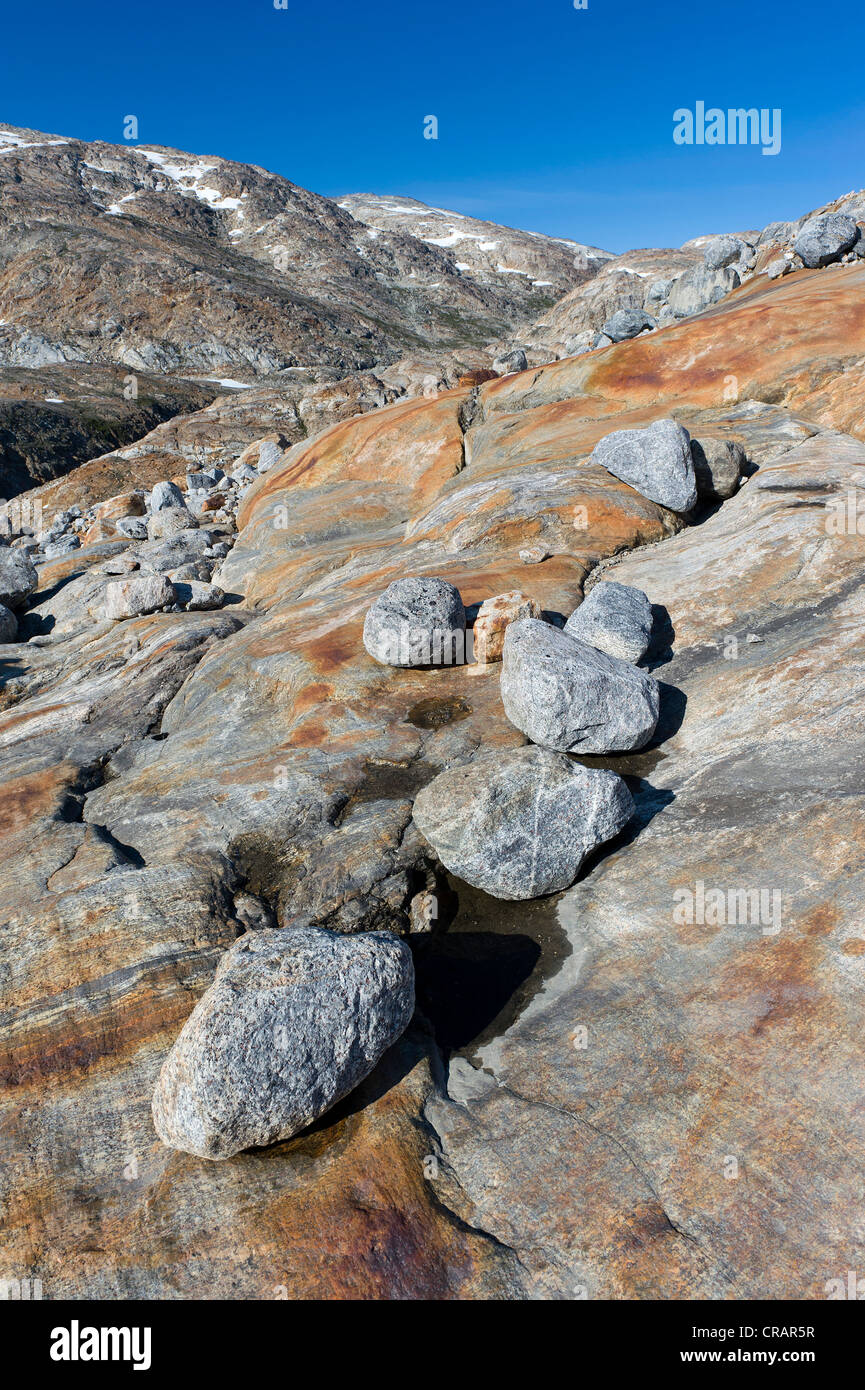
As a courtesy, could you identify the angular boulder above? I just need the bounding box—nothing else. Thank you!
[0,546,38,610]
[104,574,176,620]
[794,213,859,269]
[147,506,197,541]
[412,746,634,900]
[150,480,186,512]
[666,264,739,318]
[690,436,746,501]
[590,417,698,512]
[152,926,415,1159]
[0,601,18,642]
[363,576,466,667]
[473,590,543,663]
[602,308,656,342]
[703,235,753,271]
[564,580,653,663]
[501,617,660,753]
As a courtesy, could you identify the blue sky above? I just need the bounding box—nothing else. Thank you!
[2,0,863,252]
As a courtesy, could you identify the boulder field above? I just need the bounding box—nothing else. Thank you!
[1,255,865,1297]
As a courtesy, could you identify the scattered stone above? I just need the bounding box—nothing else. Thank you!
[409,890,439,934]
[703,236,749,271]
[519,545,550,564]
[666,264,740,318]
[0,547,38,609]
[766,256,793,280]
[590,417,698,512]
[492,348,528,375]
[151,926,415,1159]
[794,213,859,269]
[602,308,657,342]
[592,332,613,350]
[412,746,634,900]
[146,507,197,541]
[174,580,225,611]
[564,580,653,663]
[500,617,660,753]
[690,436,747,501]
[101,554,139,575]
[0,602,18,642]
[94,492,146,521]
[104,574,176,620]
[473,591,543,663]
[363,577,466,667]
[115,516,148,540]
[150,480,186,512]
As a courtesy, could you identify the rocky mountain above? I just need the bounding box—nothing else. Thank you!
[0,124,603,379]
[521,188,865,359]
[1,205,864,1299]
[339,192,612,323]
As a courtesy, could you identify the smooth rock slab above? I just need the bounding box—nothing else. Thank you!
[152,926,415,1159]
[412,746,634,900]
[501,617,660,753]
[364,576,466,667]
[564,580,653,663]
[0,547,38,610]
[794,213,859,269]
[590,417,698,512]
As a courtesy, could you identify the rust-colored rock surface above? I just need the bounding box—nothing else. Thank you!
[2,251,865,1298]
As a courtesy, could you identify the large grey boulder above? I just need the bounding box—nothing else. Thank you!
[666,263,740,318]
[363,576,466,667]
[146,506,197,541]
[565,580,653,663]
[590,417,698,512]
[501,617,660,753]
[601,308,656,342]
[152,926,415,1159]
[703,236,754,271]
[690,436,746,501]
[0,547,38,610]
[412,746,634,900]
[150,480,186,512]
[0,602,18,642]
[493,348,528,375]
[104,574,176,620]
[794,214,859,269]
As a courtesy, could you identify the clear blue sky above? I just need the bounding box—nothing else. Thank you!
[2,0,863,252]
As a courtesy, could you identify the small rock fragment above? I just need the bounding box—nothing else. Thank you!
[473,591,543,663]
